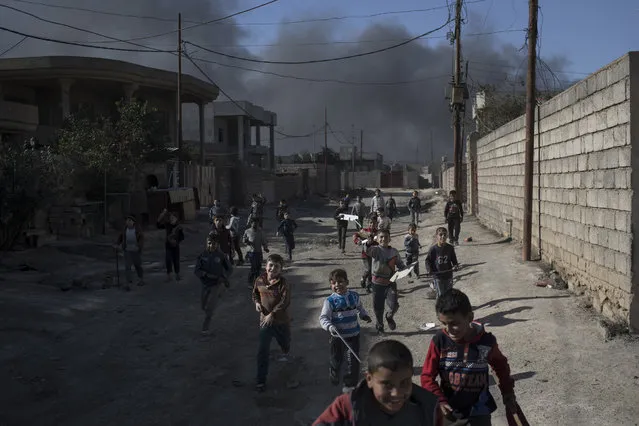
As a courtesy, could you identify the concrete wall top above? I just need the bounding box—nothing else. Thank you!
[214,100,277,126]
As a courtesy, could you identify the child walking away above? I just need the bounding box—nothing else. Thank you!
[444,190,464,245]
[277,211,298,261]
[334,199,349,254]
[252,254,290,392]
[385,195,398,221]
[408,190,422,226]
[313,340,440,425]
[115,214,144,291]
[404,223,421,281]
[226,206,243,266]
[243,218,269,289]
[421,289,519,426]
[319,269,372,393]
[425,227,459,299]
[276,199,289,222]
[376,208,391,233]
[350,195,366,231]
[364,230,405,334]
[353,217,378,293]
[194,233,233,336]
[157,209,185,282]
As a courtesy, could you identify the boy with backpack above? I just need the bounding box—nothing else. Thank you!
[421,289,518,425]
[319,268,372,393]
[444,190,464,245]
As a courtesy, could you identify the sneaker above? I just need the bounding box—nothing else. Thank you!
[375,323,385,334]
[136,279,145,287]
[255,383,266,393]
[329,368,340,386]
[360,279,367,289]
[165,274,173,282]
[385,313,397,331]
[419,322,437,331]
[342,386,355,394]
[175,274,181,282]
[277,354,291,362]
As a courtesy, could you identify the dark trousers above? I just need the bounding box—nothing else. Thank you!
[448,218,461,242]
[284,237,294,260]
[165,245,180,274]
[372,283,399,328]
[123,251,143,283]
[329,334,360,387]
[200,282,225,331]
[337,226,348,250]
[406,253,419,276]
[231,235,243,263]
[361,257,372,287]
[256,323,291,384]
[443,415,492,426]
[248,251,263,284]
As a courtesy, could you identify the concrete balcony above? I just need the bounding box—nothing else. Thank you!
[0,100,39,132]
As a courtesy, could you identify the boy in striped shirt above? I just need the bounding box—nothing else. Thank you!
[320,269,372,393]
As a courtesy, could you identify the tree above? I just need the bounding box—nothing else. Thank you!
[56,99,172,196]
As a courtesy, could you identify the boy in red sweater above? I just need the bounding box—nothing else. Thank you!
[314,340,440,426]
[421,289,517,425]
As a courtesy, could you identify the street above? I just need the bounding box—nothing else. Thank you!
[1,190,638,426]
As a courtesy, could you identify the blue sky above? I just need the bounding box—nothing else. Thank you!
[234,0,638,78]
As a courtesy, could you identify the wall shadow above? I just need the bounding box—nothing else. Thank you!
[475,306,533,327]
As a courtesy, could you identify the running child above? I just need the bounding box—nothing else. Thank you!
[277,211,298,261]
[276,199,289,222]
[353,217,378,293]
[364,229,406,334]
[385,195,398,221]
[408,190,422,225]
[444,190,464,245]
[404,223,421,281]
[194,233,233,336]
[226,206,243,265]
[243,217,270,288]
[210,214,233,261]
[319,268,372,393]
[157,208,185,282]
[334,199,349,254]
[421,289,517,425]
[252,253,291,392]
[425,227,459,298]
[314,340,440,425]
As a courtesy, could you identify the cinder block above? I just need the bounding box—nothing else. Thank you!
[617,103,630,124]
[615,211,630,232]
[605,149,620,169]
[591,171,602,188]
[612,79,627,104]
[618,190,632,211]
[608,230,620,251]
[619,147,631,167]
[614,169,628,189]
[615,252,630,276]
[586,190,598,207]
[603,170,615,189]
[578,154,588,171]
[607,191,620,210]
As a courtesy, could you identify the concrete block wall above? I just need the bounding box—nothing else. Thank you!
[442,163,468,202]
[475,52,638,329]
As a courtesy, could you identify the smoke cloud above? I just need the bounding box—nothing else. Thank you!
[0,1,572,162]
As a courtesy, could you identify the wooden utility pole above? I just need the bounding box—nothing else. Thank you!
[351,124,355,189]
[360,129,363,160]
[176,13,183,187]
[451,0,464,200]
[324,107,328,193]
[522,0,538,261]
[429,129,434,166]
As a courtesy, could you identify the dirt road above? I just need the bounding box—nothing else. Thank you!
[1,190,638,426]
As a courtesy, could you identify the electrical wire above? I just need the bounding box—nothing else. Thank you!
[0,27,175,52]
[183,51,322,140]
[189,54,449,86]
[0,36,27,57]
[184,16,453,65]
[0,4,175,53]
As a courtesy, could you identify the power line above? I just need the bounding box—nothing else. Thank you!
[0,4,175,53]
[0,36,27,57]
[188,53,449,86]
[0,27,175,52]
[184,16,453,65]
[183,51,322,140]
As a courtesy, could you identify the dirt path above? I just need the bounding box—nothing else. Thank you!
[1,190,638,426]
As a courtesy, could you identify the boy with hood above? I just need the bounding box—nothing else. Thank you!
[157,209,185,282]
[194,233,233,336]
[364,230,406,334]
[444,190,464,245]
[314,340,440,425]
[115,214,144,291]
[277,211,298,262]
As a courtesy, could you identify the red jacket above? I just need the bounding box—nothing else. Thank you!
[313,380,441,426]
[421,323,514,420]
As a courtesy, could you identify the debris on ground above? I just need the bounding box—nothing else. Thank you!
[464,236,473,242]
[535,269,568,290]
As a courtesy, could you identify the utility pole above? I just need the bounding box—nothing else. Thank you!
[175,12,183,188]
[351,124,355,189]
[522,0,538,261]
[324,107,328,193]
[360,129,363,161]
[429,129,434,166]
[451,0,464,201]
